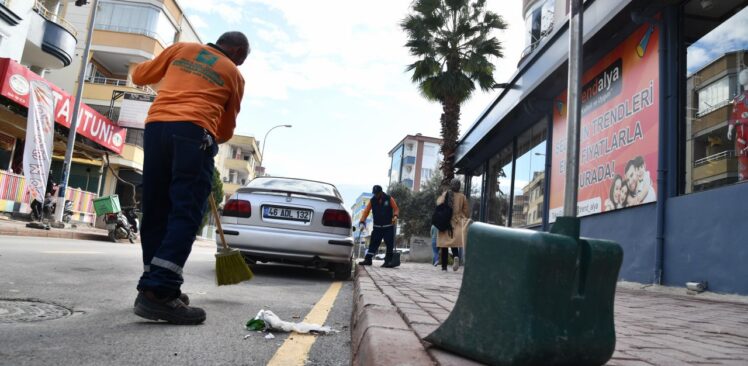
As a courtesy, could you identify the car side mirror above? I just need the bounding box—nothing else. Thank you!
[352,226,357,232]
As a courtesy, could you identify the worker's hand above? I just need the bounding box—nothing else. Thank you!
[358,222,366,231]
[391,216,398,225]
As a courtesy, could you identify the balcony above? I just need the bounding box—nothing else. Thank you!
[693,103,731,136]
[693,150,738,182]
[84,76,154,101]
[225,159,254,174]
[21,1,77,69]
[92,28,165,59]
[403,155,416,165]
[224,183,242,195]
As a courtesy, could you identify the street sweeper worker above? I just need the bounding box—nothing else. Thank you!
[357,185,400,268]
[130,31,249,325]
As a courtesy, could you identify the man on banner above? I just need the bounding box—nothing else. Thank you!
[23,81,55,222]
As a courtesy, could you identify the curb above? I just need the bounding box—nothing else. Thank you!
[351,265,436,366]
[0,226,109,242]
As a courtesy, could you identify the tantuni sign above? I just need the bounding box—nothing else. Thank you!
[0,58,126,154]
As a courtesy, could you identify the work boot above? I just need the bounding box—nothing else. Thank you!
[358,256,372,266]
[134,291,206,325]
[134,292,189,306]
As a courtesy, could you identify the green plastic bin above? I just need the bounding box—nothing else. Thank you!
[93,195,121,215]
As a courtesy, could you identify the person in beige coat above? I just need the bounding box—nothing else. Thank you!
[436,178,470,271]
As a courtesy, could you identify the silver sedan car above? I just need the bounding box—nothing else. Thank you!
[218,177,354,280]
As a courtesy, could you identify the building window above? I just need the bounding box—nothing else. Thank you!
[421,168,433,182]
[390,145,404,185]
[683,2,748,194]
[523,0,554,54]
[96,1,177,46]
[697,77,733,117]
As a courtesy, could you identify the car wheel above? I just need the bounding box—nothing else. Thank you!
[333,262,352,281]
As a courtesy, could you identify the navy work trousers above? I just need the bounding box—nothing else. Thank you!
[137,122,217,298]
[366,225,395,258]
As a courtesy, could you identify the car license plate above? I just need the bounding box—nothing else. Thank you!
[262,206,312,222]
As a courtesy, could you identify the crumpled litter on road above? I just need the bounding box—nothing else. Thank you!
[246,309,334,334]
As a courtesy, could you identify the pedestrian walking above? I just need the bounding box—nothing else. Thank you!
[357,185,400,268]
[131,32,249,325]
[436,178,469,272]
[431,224,439,266]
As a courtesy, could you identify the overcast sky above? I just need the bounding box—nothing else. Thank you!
[179,0,525,206]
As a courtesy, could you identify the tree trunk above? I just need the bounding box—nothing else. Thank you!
[439,97,460,188]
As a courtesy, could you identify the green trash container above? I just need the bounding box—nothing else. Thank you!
[92,195,121,216]
[425,217,623,365]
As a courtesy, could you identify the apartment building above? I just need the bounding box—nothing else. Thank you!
[215,134,261,199]
[685,51,747,193]
[0,0,113,222]
[44,0,202,207]
[388,134,442,192]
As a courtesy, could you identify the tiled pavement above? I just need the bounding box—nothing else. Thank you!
[351,262,748,366]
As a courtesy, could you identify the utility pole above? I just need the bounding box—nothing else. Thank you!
[563,0,583,218]
[55,0,99,223]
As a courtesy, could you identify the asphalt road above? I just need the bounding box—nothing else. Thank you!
[0,235,353,366]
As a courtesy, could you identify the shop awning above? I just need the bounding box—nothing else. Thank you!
[0,58,126,154]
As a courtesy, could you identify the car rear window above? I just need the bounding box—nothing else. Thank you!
[247,177,341,199]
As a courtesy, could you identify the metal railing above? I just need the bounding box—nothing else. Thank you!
[87,76,156,94]
[32,0,78,37]
[694,150,735,167]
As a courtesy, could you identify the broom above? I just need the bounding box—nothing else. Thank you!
[209,195,253,285]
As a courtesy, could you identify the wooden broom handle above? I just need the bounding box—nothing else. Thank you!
[209,195,229,250]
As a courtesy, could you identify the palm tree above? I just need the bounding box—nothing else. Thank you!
[401,0,506,186]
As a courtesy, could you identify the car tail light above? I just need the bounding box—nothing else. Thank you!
[322,209,351,228]
[223,199,251,218]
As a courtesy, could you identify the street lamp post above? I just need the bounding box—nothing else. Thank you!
[259,124,292,172]
[55,0,99,223]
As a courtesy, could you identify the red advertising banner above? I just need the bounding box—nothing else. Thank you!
[549,22,660,221]
[0,58,125,154]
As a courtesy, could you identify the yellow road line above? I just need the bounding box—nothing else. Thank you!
[267,281,343,366]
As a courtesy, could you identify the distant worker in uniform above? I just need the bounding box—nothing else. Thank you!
[357,185,400,268]
[130,32,249,325]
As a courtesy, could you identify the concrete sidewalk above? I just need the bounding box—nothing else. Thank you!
[352,262,748,366]
[0,216,110,241]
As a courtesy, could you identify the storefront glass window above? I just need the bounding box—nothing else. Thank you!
[511,121,547,228]
[469,171,484,222]
[684,2,748,194]
[486,146,512,226]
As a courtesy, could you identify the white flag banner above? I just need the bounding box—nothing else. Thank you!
[23,81,55,204]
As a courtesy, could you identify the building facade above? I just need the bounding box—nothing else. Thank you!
[43,0,201,209]
[388,134,442,191]
[456,0,748,294]
[215,134,261,200]
[1,0,109,222]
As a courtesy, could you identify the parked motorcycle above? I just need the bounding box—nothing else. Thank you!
[105,207,139,243]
